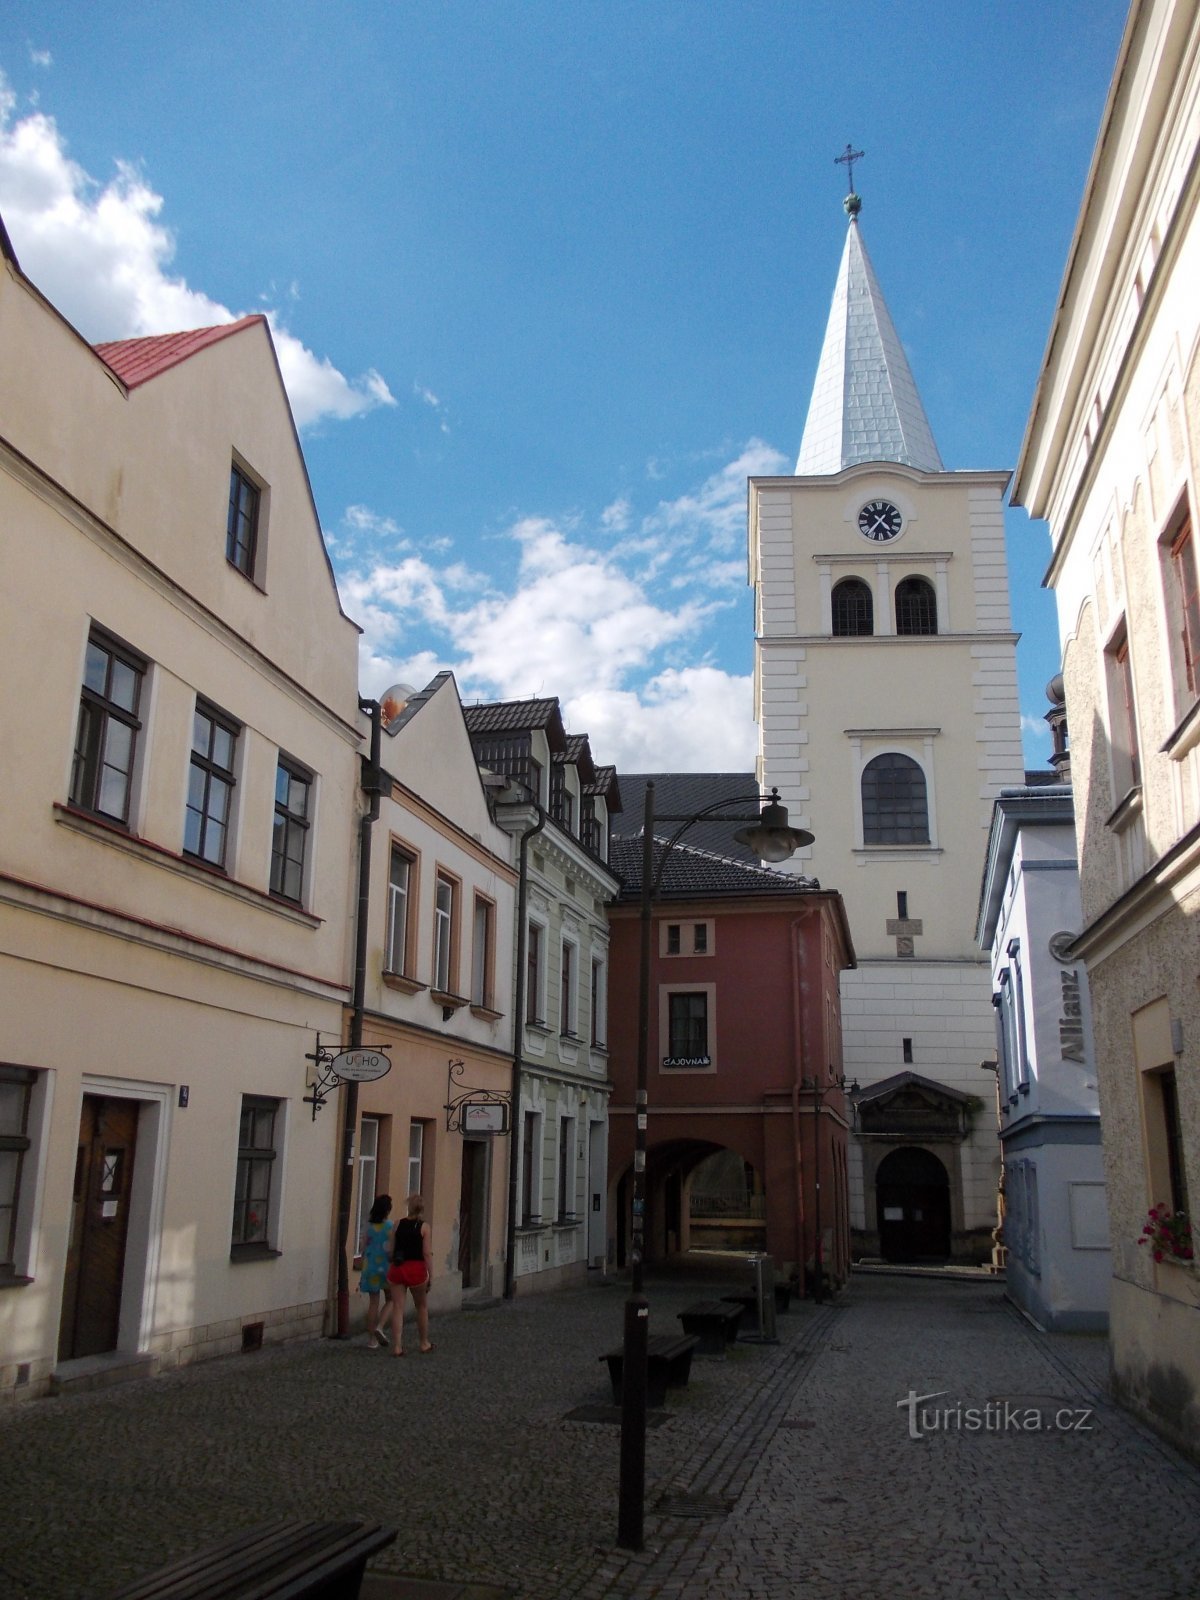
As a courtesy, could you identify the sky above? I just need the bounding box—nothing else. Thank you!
[0,1,1132,774]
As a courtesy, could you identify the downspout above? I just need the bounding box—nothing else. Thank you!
[790,917,806,1293]
[335,696,383,1337]
[504,803,546,1299]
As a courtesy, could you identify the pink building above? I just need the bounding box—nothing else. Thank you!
[606,776,855,1295]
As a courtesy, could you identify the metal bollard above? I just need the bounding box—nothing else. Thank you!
[746,1252,778,1342]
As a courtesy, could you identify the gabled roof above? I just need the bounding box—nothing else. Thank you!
[94,316,265,388]
[854,1070,973,1108]
[560,734,597,788]
[462,697,568,752]
[614,773,761,864]
[611,833,818,903]
[587,764,623,815]
[796,220,943,475]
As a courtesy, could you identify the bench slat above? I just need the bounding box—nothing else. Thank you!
[110,1520,396,1600]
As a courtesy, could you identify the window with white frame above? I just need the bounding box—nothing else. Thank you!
[526,921,546,1024]
[472,896,495,1009]
[591,957,607,1048]
[432,873,456,994]
[185,700,239,868]
[557,1116,576,1221]
[1104,622,1141,798]
[71,629,146,826]
[407,1120,424,1199]
[270,757,312,903]
[560,938,577,1036]
[232,1095,280,1253]
[0,1066,37,1281]
[522,1110,542,1224]
[386,845,415,974]
[1161,504,1200,722]
[355,1116,379,1252]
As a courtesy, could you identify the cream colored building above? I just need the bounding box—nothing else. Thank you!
[1011,0,1200,1458]
[0,219,361,1398]
[749,200,1024,1262]
[346,672,517,1313]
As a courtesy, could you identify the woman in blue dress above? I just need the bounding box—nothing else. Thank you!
[358,1193,394,1347]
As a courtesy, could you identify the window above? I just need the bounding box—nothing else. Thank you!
[668,992,708,1061]
[70,630,145,825]
[185,701,239,867]
[557,1117,576,1221]
[692,923,708,954]
[270,757,311,903]
[355,1116,379,1251]
[472,897,494,1009]
[902,1037,913,1064]
[433,874,456,994]
[560,939,577,1036]
[591,958,607,1048]
[232,1096,279,1251]
[522,1110,541,1224]
[832,577,873,637]
[526,922,545,1024]
[407,1120,424,1198]
[895,576,937,635]
[386,846,414,974]
[527,757,543,805]
[861,753,930,845]
[0,1067,35,1277]
[226,463,260,577]
[667,924,681,955]
[550,764,575,833]
[1163,510,1200,711]
[1105,624,1141,794]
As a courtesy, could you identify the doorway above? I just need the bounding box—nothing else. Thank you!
[58,1095,140,1360]
[457,1138,488,1289]
[875,1146,951,1262]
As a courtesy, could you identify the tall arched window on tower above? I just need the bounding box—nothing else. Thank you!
[895,576,938,635]
[832,577,873,636]
[861,753,930,844]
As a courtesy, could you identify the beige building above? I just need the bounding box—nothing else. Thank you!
[749,198,1024,1262]
[0,218,361,1398]
[1012,0,1200,1457]
[345,672,517,1313]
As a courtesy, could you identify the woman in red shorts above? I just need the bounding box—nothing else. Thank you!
[387,1192,434,1356]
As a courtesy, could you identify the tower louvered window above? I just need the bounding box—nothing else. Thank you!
[895,576,938,636]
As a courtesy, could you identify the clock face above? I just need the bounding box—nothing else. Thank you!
[858,499,903,542]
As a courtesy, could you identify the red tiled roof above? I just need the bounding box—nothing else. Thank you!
[93,315,265,389]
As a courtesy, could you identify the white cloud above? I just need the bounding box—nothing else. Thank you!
[0,74,395,430]
[567,668,756,772]
[29,49,52,69]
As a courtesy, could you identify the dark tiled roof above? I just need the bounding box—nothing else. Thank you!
[94,316,265,387]
[588,765,622,815]
[610,833,818,903]
[462,698,567,750]
[560,734,597,787]
[614,773,762,864]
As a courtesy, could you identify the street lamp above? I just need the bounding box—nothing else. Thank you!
[617,781,813,1552]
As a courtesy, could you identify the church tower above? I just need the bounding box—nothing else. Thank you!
[749,175,1023,1262]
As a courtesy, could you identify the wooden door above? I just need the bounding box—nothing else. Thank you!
[58,1096,139,1360]
[458,1139,487,1288]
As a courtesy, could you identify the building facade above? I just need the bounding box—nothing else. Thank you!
[0,220,361,1399]
[748,199,1024,1263]
[1011,0,1200,1454]
[977,777,1110,1331]
[463,699,620,1291]
[605,792,855,1291]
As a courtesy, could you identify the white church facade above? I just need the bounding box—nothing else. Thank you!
[749,192,1025,1263]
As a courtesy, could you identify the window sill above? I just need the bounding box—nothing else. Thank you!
[470,1004,504,1023]
[383,970,426,996]
[53,804,322,927]
[230,1244,282,1263]
[430,989,469,1013]
[526,1019,552,1035]
[1162,699,1200,761]
[1105,785,1143,834]
[853,844,942,858]
[516,1221,545,1234]
[560,1030,582,1043]
[0,1272,33,1290]
[554,1217,580,1230]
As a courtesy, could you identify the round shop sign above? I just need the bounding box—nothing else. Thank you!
[330,1049,392,1083]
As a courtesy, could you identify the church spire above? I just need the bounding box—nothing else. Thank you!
[795,167,943,476]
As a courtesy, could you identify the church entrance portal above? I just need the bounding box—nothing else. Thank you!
[875,1146,951,1262]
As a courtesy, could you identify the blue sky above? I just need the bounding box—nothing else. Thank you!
[0,1,1130,772]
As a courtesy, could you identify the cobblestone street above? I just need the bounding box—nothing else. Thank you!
[2,1263,1197,1599]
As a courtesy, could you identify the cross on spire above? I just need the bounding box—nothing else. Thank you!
[835,143,865,194]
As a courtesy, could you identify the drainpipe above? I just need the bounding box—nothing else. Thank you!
[790,917,807,1292]
[334,696,384,1337]
[503,802,546,1299]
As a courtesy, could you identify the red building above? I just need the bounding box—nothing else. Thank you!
[606,776,856,1295]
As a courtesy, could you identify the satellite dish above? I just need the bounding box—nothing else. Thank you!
[379,683,417,734]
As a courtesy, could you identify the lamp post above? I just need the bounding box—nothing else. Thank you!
[617,781,813,1551]
[802,1072,857,1304]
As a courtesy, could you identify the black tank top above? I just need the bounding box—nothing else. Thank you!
[394,1216,424,1263]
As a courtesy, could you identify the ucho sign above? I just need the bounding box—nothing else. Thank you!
[330,1049,392,1083]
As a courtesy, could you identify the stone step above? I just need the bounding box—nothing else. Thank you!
[49,1351,158,1397]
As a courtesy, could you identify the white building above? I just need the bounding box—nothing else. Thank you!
[748,192,1024,1262]
[977,765,1110,1331]
[0,217,361,1398]
[1011,0,1200,1456]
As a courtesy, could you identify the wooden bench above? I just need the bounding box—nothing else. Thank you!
[677,1298,745,1354]
[600,1332,700,1408]
[109,1519,397,1599]
[721,1282,794,1333]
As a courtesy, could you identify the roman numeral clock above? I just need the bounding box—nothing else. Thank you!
[858,498,904,542]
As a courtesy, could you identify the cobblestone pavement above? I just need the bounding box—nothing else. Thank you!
[2,1263,1198,1599]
